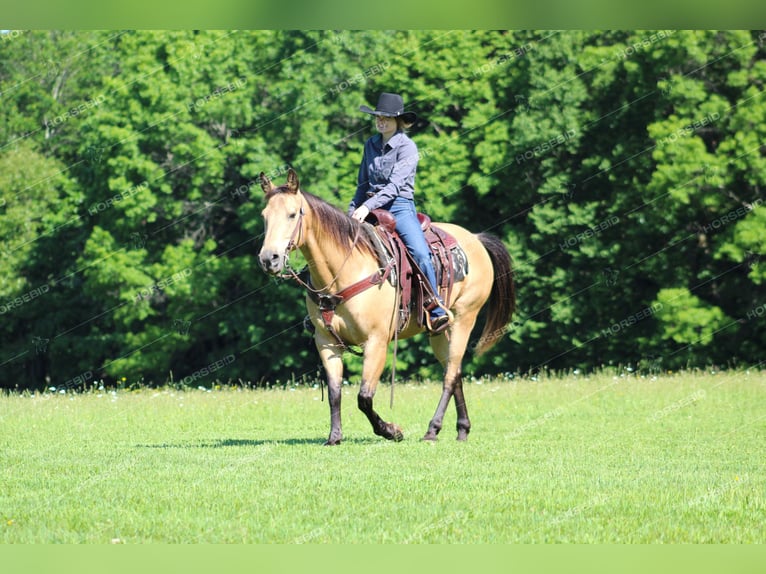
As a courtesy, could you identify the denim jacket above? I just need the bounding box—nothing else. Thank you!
[348,131,418,214]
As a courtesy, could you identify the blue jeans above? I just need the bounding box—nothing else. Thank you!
[386,196,446,318]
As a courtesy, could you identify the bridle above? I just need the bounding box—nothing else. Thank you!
[279,204,305,272]
[277,200,365,297]
[268,201,313,290]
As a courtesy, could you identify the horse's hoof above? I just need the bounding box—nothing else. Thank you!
[386,424,404,442]
[422,433,438,442]
[324,437,342,446]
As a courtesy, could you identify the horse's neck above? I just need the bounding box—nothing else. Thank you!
[299,225,375,292]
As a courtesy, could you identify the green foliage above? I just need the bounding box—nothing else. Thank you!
[654,287,729,349]
[1,30,766,389]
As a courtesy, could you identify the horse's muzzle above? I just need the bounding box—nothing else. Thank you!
[259,249,285,274]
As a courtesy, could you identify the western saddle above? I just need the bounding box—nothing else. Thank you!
[363,209,468,332]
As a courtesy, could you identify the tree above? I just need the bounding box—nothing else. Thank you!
[1,30,765,390]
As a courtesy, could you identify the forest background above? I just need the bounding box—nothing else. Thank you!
[1,30,765,390]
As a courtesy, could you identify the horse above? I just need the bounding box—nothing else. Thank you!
[258,168,515,445]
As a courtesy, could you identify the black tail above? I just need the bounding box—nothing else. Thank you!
[475,233,516,356]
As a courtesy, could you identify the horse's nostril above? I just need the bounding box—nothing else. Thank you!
[259,250,282,272]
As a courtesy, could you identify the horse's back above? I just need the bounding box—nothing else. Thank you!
[430,222,495,303]
[431,222,492,265]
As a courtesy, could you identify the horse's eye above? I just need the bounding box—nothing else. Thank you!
[288,212,298,220]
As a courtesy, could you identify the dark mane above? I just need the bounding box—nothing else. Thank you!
[303,192,380,259]
[267,185,379,260]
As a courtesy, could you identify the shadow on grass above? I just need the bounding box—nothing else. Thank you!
[135,436,383,448]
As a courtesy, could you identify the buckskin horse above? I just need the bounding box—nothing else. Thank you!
[258,168,515,445]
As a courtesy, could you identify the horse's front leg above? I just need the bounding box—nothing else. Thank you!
[316,333,345,446]
[358,338,403,441]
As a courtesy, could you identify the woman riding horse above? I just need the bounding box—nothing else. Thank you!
[259,167,515,445]
[347,92,451,334]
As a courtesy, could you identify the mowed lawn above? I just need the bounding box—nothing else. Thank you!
[1,371,764,543]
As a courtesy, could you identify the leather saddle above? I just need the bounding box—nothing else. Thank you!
[365,209,468,331]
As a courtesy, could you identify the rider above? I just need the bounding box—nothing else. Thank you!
[348,92,451,334]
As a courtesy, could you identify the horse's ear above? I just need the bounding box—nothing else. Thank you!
[259,172,274,194]
[286,168,299,193]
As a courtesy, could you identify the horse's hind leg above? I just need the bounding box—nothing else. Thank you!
[358,340,403,441]
[452,374,471,441]
[424,319,474,441]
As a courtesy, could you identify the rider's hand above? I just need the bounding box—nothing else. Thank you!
[351,205,370,222]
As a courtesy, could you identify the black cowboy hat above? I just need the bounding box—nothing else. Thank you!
[359,92,417,124]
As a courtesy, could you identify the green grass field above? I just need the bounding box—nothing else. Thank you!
[1,370,764,543]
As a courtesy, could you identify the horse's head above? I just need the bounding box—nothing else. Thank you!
[258,167,305,275]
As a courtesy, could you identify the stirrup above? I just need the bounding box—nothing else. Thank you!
[425,308,454,335]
